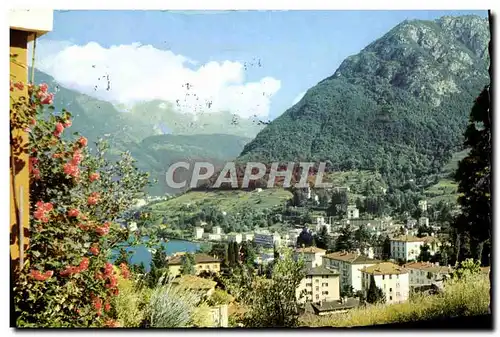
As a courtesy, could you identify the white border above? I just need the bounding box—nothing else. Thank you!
[2,2,498,337]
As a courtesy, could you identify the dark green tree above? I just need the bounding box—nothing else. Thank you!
[180,253,196,275]
[418,244,431,262]
[328,190,348,217]
[366,275,386,304]
[354,224,371,251]
[241,241,257,268]
[340,284,354,299]
[296,228,314,247]
[313,226,332,250]
[381,235,391,260]
[335,225,355,252]
[454,84,491,264]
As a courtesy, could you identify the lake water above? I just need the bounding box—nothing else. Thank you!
[117,239,201,272]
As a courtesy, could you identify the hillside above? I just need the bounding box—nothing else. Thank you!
[239,15,490,189]
[33,70,255,195]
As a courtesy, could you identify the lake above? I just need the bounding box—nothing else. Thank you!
[116,239,201,272]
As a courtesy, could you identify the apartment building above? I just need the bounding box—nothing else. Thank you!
[322,251,380,292]
[167,253,221,277]
[194,227,204,240]
[294,246,327,268]
[390,235,425,261]
[227,233,243,244]
[404,262,452,289]
[296,266,340,305]
[347,205,360,219]
[361,262,410,304]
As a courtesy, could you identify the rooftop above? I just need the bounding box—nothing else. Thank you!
[323,251,380,265]
[361,262,409,275]
[167,253,221,266]
[295,246,326,254]
[311,298,360,313]
[391,235,425,242]
[305,266,340,276]
[404,262,453,274]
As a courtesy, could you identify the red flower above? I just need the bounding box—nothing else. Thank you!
[87,192,100,205]
[96,222,110,236]
[39,83,49,93]
[77,223,89,231]
[104,301,111,312]
[89,172,100,182]
[34,209,45,220]
[104,319,119,328]
[30,118,36,125]
[64,120,72,128]
[68,208,80,218]
[78,136,88,147]
[29,269,53,281]
[63,162,80,178]
[79,257,90,271]
[40,92,54,105]
[104,262,114,276]
[90,245,100,256]
[71,150,83,165]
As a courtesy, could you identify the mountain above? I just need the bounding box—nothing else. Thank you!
[33,70,254,195]
[238,15,490,189]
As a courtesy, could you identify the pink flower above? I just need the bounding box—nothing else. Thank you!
[90,245,100,256]
[78,136,88,147]
[40,92,54,105]
[89,172,100,182]
[14,81,24,91]
[87,192,100,205]
[68,208,80,218]
[71,150,83,165]
[39,83,48,93]
[63,162,80,178]
[55,122,64,133]
[64,120,72,128]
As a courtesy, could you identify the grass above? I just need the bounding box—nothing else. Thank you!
[423,178,459,205]
[300,273,490,327]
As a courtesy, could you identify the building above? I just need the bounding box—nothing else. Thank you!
[322,252,380,292]
[213,226,222,235]
[347,205,360,219]
[194,227,204,240]
[421,235,441,255]
[390,235,426,262]
[311,298,360,316]
[296,266,340,305]
[203,233,222,241]
[254,232,281,247]
[167,253,221,277]
[418,200,428,212]
[294,246,327,268]
[361,262,410,304]
[227,233,242,244]
[403,262,452,289]
[10,9,54,275]
[243,233,254,242]
[315,216,331,233]
[419,217,430,227]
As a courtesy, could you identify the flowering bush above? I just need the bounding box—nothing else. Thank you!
[12,81,153,327]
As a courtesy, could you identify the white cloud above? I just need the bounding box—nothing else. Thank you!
[292,90,306,105]
[33,40,281,118]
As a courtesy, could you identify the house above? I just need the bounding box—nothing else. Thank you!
[361,262,410,304]
[294,246,327,268]
[203,233,222,241]
[406,218,418,229]
[9,9,53,273]
[194,227,204,240]
[403,262,453,289]
[421,234,441,255]
[213,226,222,235]
[419,217,430,227]
[227,233,242,244]
[315,216,331,233]
[296,266,340,305]
[347,205,360,219]
[243,233,254,242]
[311,298,360,316]
[254,232,281,247]
[418,200,428,212]
[390,235,426,262]
[322,252,380,292]
[167,253,221,277]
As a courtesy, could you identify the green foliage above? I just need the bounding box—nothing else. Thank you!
[366,275,386,304]
[207,288,233,306]
[418,244,432,262]
[242,248,306,327]
[180,253,196,275]
[13,83,152,328]
[452,258,481,279]
[335,225,356,252]
[341,285,355,299]
[113,275,151,327]
[313,226,333,251]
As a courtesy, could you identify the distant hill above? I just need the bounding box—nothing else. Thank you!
[33,70,255,195]
[239,15,490,189]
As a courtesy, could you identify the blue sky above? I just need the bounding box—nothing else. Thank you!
[39,10,488,120]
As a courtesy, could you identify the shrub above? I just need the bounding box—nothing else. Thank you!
[11,82,152,327]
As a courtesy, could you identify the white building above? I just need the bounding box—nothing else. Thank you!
[347,205,360,219]
[203,233,222,241]
[419,217,429,227]
[296,266,340,305]
[242,233,254,242]
[418,200,428,212]
[322,252,380,292]
[228,233,242,244]
[361,262,410,304]
[315,216,331,234]
[294,247,326,268]
[390,235,424,262]
[404,262,453,289]
[406,218,418,229]
[213,226,222,235]
[254,232,281,247]
[194,227,204,240]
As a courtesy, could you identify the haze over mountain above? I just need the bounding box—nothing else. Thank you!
[238,15,490,189]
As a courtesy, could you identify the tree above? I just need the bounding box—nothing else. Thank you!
[296,228,314,247]
[240,241,257,268]
[335,225,355,252]
[366,275,385,304]
[382,235,391,260]
[242,248,306,327]
[313,226,332,250]
[354,224,371,251]
[454,84,491,264]
[328,190,348,217]
[418,244,431,262]
[180,253,196,275]
[340,284,354,299]
[12,82,153,327]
